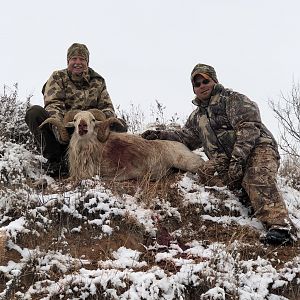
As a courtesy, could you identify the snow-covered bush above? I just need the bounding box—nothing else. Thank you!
[279,156,300,191]
[0,84,35,149]
[117,100,183,134]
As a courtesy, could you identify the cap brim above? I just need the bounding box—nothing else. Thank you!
[191,71,211,81]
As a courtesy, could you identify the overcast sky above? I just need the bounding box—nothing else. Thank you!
[2,0,300,137]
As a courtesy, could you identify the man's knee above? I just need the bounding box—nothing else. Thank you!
[25,105,49,125]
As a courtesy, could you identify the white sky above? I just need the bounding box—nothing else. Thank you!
[2,0,300,138]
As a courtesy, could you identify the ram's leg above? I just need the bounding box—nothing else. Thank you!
[170,144,204,173]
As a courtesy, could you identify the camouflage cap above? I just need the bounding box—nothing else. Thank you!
[191,63,218,83]
[67,43,89,63]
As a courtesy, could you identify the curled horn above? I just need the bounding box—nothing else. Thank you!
[87,109,107,121]
[63,110,81,123]
[39,117,70,143]
[96,117,124,142]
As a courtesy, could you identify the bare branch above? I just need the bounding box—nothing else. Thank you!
[269,82,300,158]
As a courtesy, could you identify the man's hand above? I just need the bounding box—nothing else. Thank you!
[52,125,68,145]
[141,130,161,140]
[198,161,216,185]
[227,159,244,190]
[199,160,217,177]
[198,156,229,187]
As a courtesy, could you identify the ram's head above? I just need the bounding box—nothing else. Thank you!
[39,109,107,143]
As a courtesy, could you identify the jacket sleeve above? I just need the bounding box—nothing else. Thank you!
[159,111,202,150]
[97,79,116,118]
[43,71,66,121]
[226,93,262,163]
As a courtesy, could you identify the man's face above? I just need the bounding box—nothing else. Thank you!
[68,56,88,75]
[193,75,215,101]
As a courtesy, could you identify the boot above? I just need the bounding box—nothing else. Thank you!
[264,227,296,245]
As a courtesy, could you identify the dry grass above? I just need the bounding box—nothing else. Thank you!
[0,231,6,264]
[1,177,300,299]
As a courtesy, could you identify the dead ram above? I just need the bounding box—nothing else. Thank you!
[40,110,204,181]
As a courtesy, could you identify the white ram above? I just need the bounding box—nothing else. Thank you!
[41,110,204,181]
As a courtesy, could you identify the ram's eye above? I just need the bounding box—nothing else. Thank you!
[92,118,96,122]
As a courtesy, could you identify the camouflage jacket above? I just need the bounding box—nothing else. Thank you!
[160,84,279,164]
[42,67,116,121]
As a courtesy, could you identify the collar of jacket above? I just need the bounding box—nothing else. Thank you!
[192,83,224,107]
[89,68,104,81]
[67,67,104,84]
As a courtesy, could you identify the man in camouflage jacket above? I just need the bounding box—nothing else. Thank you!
[142,63,296,245]
[25,43,125,175]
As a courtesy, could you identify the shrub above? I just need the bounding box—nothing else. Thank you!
[269,82,300,158]
[279,156,300,190]
[0,84,35,149]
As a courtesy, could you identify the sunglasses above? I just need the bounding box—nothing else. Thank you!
[193,78,210,88]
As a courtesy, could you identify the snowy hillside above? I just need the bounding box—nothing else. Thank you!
[0,141,300,300]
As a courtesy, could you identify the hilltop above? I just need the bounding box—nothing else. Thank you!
[0,89,300,299]
[0,141,300,300]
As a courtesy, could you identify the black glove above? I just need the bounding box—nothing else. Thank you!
[228,159,244,190]
[141,130,161,140]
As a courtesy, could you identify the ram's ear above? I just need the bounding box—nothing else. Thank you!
[65,121,75,128]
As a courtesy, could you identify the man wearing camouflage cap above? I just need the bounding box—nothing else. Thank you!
[142,63,296,245]
[25,43,126,176]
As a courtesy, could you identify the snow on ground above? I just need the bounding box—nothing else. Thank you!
[0,142,300,299]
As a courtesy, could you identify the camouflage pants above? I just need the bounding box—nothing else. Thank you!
[198,145,291,230]
[242,144,291,229]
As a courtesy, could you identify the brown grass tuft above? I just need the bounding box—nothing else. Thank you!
[0,230,6,263]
